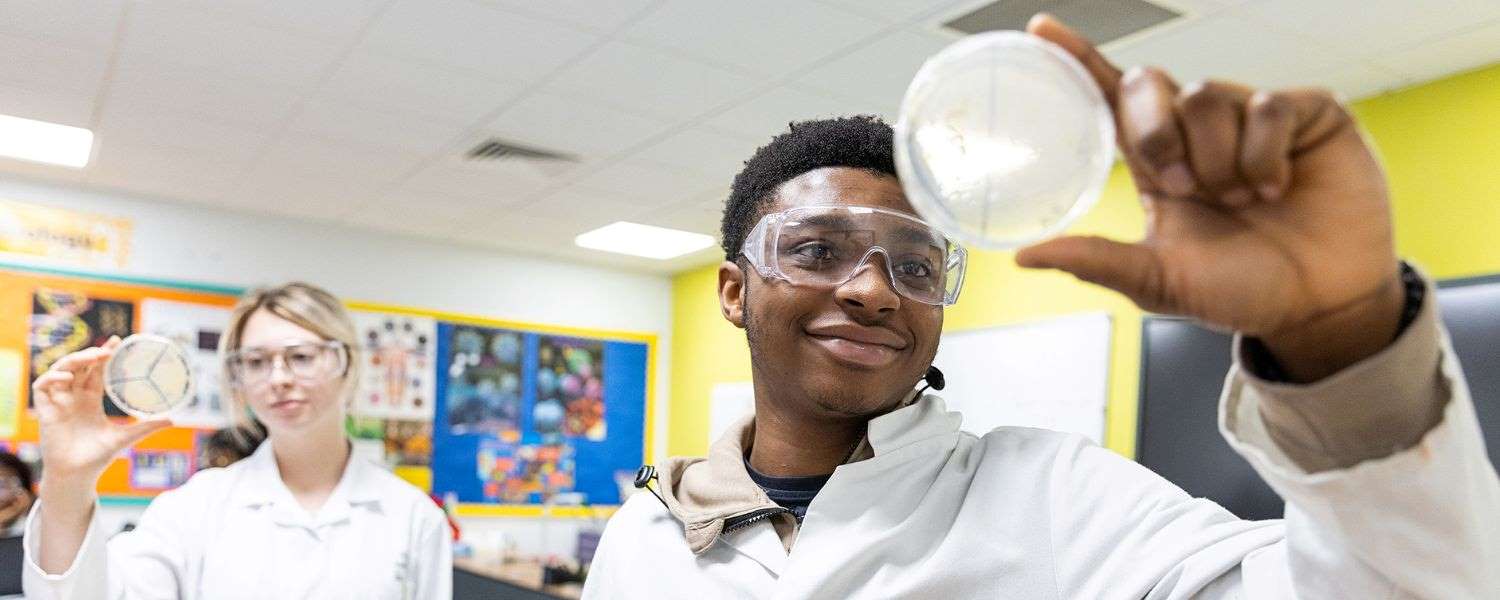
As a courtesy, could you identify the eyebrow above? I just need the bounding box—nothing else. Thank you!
[793,214,940,246]
[793,213,855,230]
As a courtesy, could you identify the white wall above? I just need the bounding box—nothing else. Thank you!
[3,176,672,558]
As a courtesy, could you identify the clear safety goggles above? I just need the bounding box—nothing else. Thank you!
[225,341,348,387]
[740,205,967,306]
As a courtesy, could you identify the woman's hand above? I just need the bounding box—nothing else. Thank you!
[32,337,172,497]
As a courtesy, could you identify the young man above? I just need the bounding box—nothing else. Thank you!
[584,16,1499,598]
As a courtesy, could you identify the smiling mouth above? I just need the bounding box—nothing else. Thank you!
[807,334,902,368]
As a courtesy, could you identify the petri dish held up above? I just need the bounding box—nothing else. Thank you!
[895,31,1116,250]
[104,334,194,419]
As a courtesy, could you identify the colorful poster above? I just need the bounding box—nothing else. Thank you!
[129,450,192,489]
[383,419,432,466]
[537,336,605,441]
[29,288,134,414]
[476,440,575,503]
[431,330,649,507]
[351,311,437,421]
[0,349,19,438]
[443,325,523,438]
[0,198,132,268]
[350,415,433,467]
[140,299,231,429]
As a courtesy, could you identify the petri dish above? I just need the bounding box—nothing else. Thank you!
[895,31,1115,249]
[104,334,194,419]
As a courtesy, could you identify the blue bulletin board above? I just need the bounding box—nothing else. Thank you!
[344,301,657,518]
[429,323,650,513]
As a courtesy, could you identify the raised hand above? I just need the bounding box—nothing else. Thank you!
[32,337,173,488]
[1016,14,1405,381]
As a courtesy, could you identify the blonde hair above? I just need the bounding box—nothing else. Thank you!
[218,282,362,435]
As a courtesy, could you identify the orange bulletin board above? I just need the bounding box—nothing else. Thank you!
[1,261,658,514]
[0,262,242,503]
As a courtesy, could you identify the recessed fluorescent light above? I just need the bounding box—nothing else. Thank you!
[575,221,716,260]
[0,113,94,168]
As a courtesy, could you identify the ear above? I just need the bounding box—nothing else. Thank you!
[718,260,748,329]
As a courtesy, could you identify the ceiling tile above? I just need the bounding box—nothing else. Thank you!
[0,158,87,184]
[1105,14,1347,88]
[121,3,344,89]
[1374,19,1500,84]
[399,160,568,206]
[0,81,95,128]
[1252,60,1412,101]
[1235,0,1500,58]
[574,158,725,208]
[147,0,388,46]
[548,41,766,122]
[635,192,726,237]
[516,185,654,226]
[86,145,251,201]
[473,0,658,33]
[793,27,956,114]
[620,0,883,77]
[0,0,125,50]
[361,0,600,82]
[816,0,969,24]
[253,134,428,184]
[222,172,385,221]
[628,126,759,187]
[107,55,306,128]
[446,212,589,253]
[339,197,474,240]
[285,99,470,157]
[367,189,495,222]
[0,32,110,94]
[707,86,881,139]
[94,103,275,164]
[319,50,527,125]
[482,92,671,160]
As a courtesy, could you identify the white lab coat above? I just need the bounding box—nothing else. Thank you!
[22,441,453,600]
[584,328,1499,598]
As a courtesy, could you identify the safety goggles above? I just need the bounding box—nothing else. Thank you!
[224,341,348,387]
[740,205,967,306]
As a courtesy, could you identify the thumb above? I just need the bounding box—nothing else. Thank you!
[116,418,174,448]
[1015,235,1163,307]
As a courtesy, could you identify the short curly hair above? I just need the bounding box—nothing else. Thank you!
[720,115,897,260]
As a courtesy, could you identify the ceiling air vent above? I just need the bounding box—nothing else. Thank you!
[942,0,1181,45]
[464,138,576,163]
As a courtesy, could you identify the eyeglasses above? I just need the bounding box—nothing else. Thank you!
[740,205,967,306]
[225,341,348,386]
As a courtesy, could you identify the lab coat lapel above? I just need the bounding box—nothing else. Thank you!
[720,520,789,577]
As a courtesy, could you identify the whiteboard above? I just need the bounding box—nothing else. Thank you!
[932,313,1112,443]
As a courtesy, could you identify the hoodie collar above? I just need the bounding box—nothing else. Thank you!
[658,392,959,554]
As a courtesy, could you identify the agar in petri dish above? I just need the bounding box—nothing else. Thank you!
[895,31,1116,249]
[104,334,194,419]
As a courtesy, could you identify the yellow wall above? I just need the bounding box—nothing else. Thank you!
[1354,63,1500,280]
[667,61,1500,459]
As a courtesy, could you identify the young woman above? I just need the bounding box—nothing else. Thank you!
[25,282,451,599]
